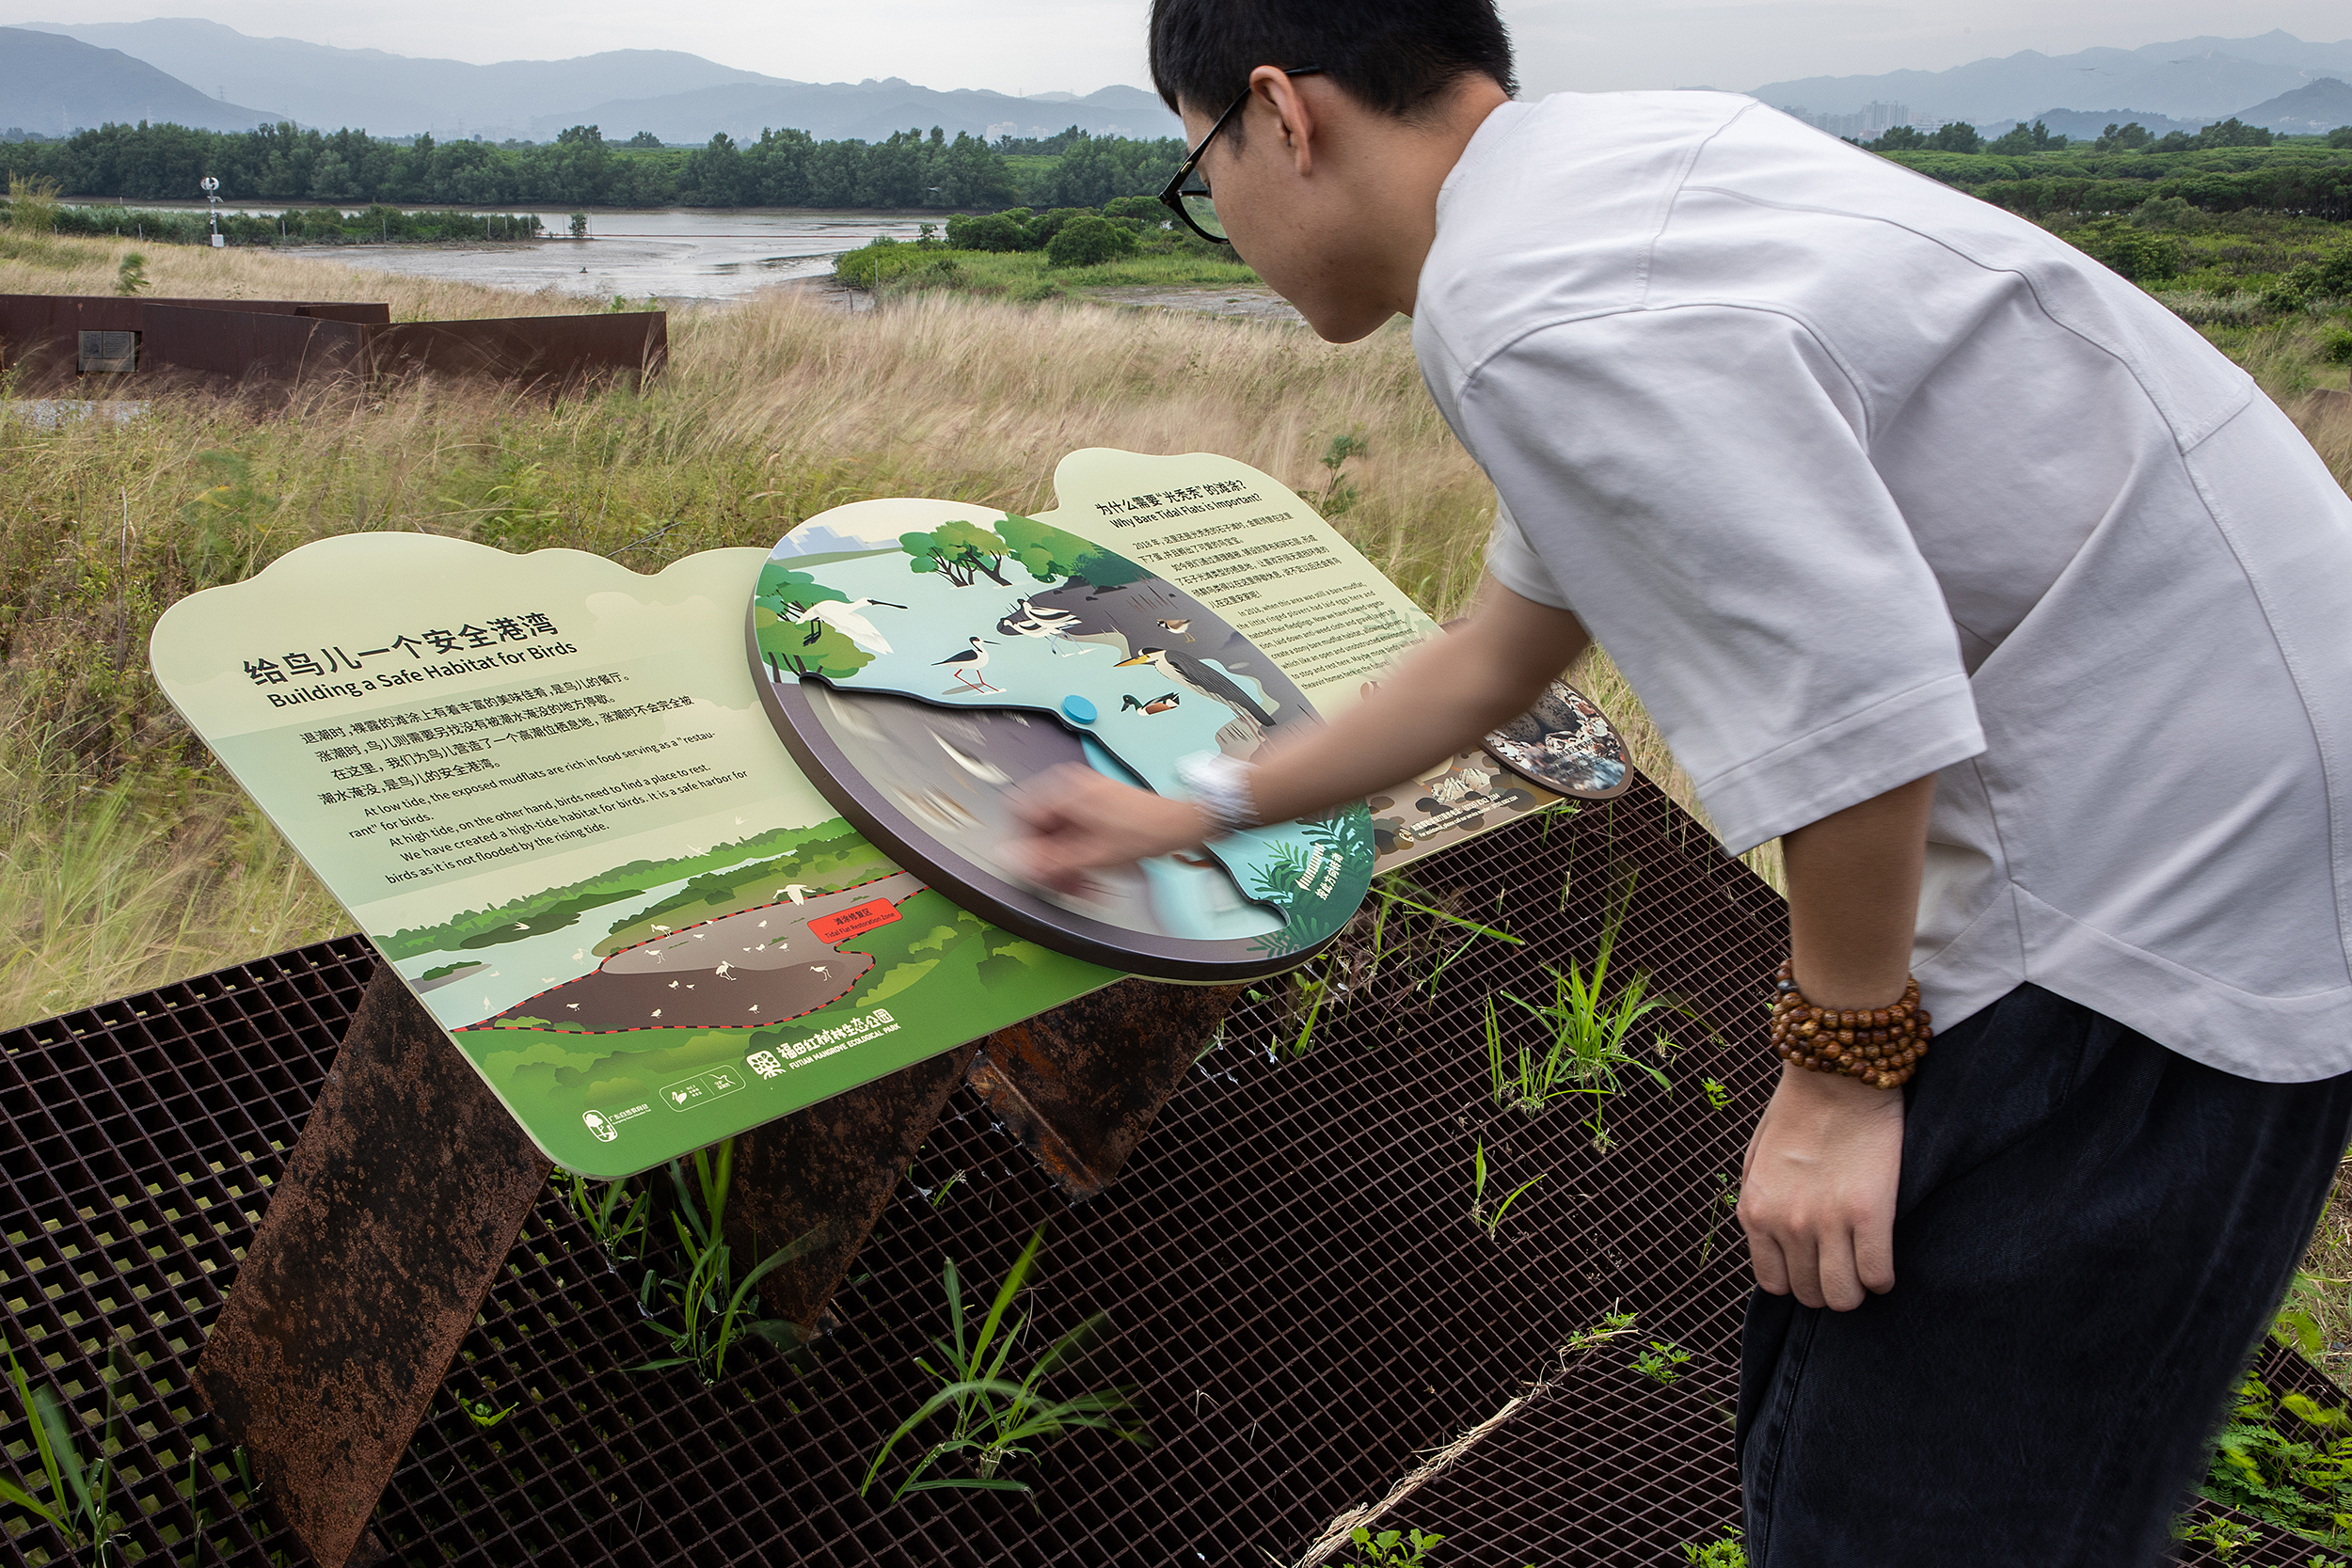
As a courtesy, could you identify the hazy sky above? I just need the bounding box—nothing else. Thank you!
[13,0,2351,96]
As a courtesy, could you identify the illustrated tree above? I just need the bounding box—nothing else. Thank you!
[754,607,874,680]
[752,563,872,679]
[995,513,1151,589]
[900,520,1013,586]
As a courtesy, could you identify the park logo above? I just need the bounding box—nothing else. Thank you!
[581,1101,654,1142]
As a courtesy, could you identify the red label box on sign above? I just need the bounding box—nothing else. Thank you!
[807,897,903,943]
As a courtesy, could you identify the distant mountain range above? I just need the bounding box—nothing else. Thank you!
[7,18,2349,148]
[533,82,1178,146]
[1754,30,2352,126]
[5,19,1184,142]
[0,24,277,134]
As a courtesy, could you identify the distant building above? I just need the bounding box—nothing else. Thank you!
[1779,101,1912,140]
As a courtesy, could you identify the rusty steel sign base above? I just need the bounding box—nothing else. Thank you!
[191,966,554,1568]
[723,1040,982,1338]
[970,978,1244,1200]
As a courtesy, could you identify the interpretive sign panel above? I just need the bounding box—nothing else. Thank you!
[147,449,1631,1174]
[148,537,1120,1177]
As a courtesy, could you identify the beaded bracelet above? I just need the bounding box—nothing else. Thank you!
[1769,960,1932,1090]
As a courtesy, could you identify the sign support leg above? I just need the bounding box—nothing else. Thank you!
[192,965,553,1568]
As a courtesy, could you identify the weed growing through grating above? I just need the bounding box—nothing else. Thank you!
[2181,1513,2260,1561]
[1334,1525,1444,1566]
[1253,870,1524,1058]
[1469,1139,1545,1240]
[1633,1338,1692,1386]
[634,1138,824,1385]
[1679,1525,1749,1565]
[864,1226,1142,1500]
[1561,1307,1639,1357]
[1491,875,1708,1148]
[2198,1368,2352,1553]
[552,1165,650,1264]
[0,1332,129,1564]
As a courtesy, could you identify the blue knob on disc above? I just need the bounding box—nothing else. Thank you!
[1060,695,1098,724]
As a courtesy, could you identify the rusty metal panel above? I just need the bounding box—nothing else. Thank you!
[77,329,138,373]
[366,310,668,389]
[723,1040,979,1337]
[969,977,1243,1199]
[191,963,551,1568]
[0,294,381,388]
[142,303,369,382]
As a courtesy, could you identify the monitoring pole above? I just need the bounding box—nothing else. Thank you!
[200,176,223,247]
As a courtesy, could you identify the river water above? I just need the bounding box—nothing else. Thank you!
[271,209,929,302]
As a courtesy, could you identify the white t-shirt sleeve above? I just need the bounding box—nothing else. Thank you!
[1453,304,1985,851]
[1483,497,1573,609]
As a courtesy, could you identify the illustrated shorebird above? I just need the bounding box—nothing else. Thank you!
[788,597,907,655]
[1015,598,1082,634]
[998,599,1094,656]
[935,636,1000,692]
[1115,647,1277,725]
[1155,617,1195,641]
[1120,691,1183,715]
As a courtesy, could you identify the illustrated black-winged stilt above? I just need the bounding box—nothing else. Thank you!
[935,636,1000,692]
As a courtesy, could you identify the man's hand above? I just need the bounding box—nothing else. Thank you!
[1001,574,1588,892]
[1004,766,1208,894]
[1739,1060,1906,1309]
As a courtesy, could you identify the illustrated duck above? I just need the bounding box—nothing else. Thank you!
[1114,647,1277,725]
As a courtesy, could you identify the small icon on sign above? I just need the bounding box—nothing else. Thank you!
[582,1109,617,1143]
[660,1075,709,1112]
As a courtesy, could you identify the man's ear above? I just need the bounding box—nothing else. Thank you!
[1249,64,1319,176]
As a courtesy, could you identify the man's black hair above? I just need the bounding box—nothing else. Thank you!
[1148,0,1515,132]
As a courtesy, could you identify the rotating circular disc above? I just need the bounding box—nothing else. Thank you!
[1484,678,1633,800]
[745,504,1375,983]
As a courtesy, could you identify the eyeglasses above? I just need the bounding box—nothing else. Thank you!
[1157,66,1325,245]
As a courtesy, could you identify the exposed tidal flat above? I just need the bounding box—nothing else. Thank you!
[270,209,936,301]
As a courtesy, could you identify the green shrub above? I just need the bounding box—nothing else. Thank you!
[2130,195,2198,230]
[2067,218,2181,284]
[946,212,1034,252]
[1046,214,1140,267]
[2322,325,2352,365]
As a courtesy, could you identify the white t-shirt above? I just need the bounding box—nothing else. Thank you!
[1416,92,2352,1082]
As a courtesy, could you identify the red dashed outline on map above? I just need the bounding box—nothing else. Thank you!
[453,872,931,1037]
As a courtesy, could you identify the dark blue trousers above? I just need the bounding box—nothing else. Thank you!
[1737,984,2352,1566]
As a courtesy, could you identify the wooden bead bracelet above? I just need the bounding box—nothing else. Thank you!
[1769,960,1931,1090]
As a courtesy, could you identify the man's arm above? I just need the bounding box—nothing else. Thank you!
[1739,774,1934,1310]
[1005,575,1589,889]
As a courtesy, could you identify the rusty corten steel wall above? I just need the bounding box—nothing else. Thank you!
[0,295,389,385]
[0,777,2322,1565]
[141,305,372,382]
[366,310,667,390]
[0,295,656,392]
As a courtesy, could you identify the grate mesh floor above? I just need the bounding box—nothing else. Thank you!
[0,775,2316,1565]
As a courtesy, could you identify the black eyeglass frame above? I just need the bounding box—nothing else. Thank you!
[1157,66,1326,245]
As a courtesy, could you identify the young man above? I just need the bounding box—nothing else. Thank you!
[1007,2,2352,1561]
